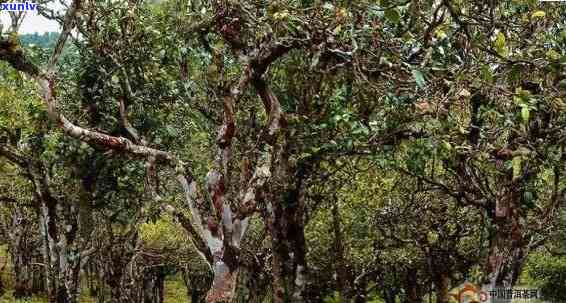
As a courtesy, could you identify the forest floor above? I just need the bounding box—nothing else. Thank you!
[0,245,189,302]
[0,279,188,303]
[1,246,550,303]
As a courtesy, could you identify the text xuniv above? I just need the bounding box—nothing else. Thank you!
[0,2,37,11]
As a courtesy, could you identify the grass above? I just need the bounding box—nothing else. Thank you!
[164,277,189,302]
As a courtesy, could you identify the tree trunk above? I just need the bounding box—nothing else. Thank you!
[0,272,4,298]
[141,268,165,303]
[484,187,527,290]
[434,273,450,303]
[182,269,211,303]
[332,202,352,300]
[31,261,46,294]
[12,257,32,298]
[36,188,80,303]
[108,267,123,303]
[404,269,422,303]
[485,231,528,289]
[267,152,310,303]
[38,202,60,303]
[383,288,397,303]
[232,254,270,303]
[8,208,34,299]
[353,274,368,303]
[269,195,309,303]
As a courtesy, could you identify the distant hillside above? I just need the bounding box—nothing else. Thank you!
[19,32,59,48]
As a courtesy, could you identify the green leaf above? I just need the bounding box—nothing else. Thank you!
[480,65,494,83]
[523,191,534,205]
[512,156,522,180]
[441,141,452,151]
[495,32,506,49]
[435,28,447,40]
[165,125,178,137]
[546,49,560,61]
[384,9,400,24]
[427,231,439,244]
[494,32,508,57]
[412,69,426,88]
[323,3,335,10]
[298,152,312,160]
[333,25,342,35]
[521,107,530,124]
[531,10,545,19]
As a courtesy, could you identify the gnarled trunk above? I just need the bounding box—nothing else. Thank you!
[32,166,82,303]
[37,199,60,303]
[484,187,527,290]
[485,230,528,289]
[269,186,309,303]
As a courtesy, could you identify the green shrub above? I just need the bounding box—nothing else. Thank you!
[525,252,566,302]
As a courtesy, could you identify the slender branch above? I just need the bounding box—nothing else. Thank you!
[46,0,81,73]
[0,144,29,168]
[0,196,17,203]
[251,77,286,145]
[162,203,213,264]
